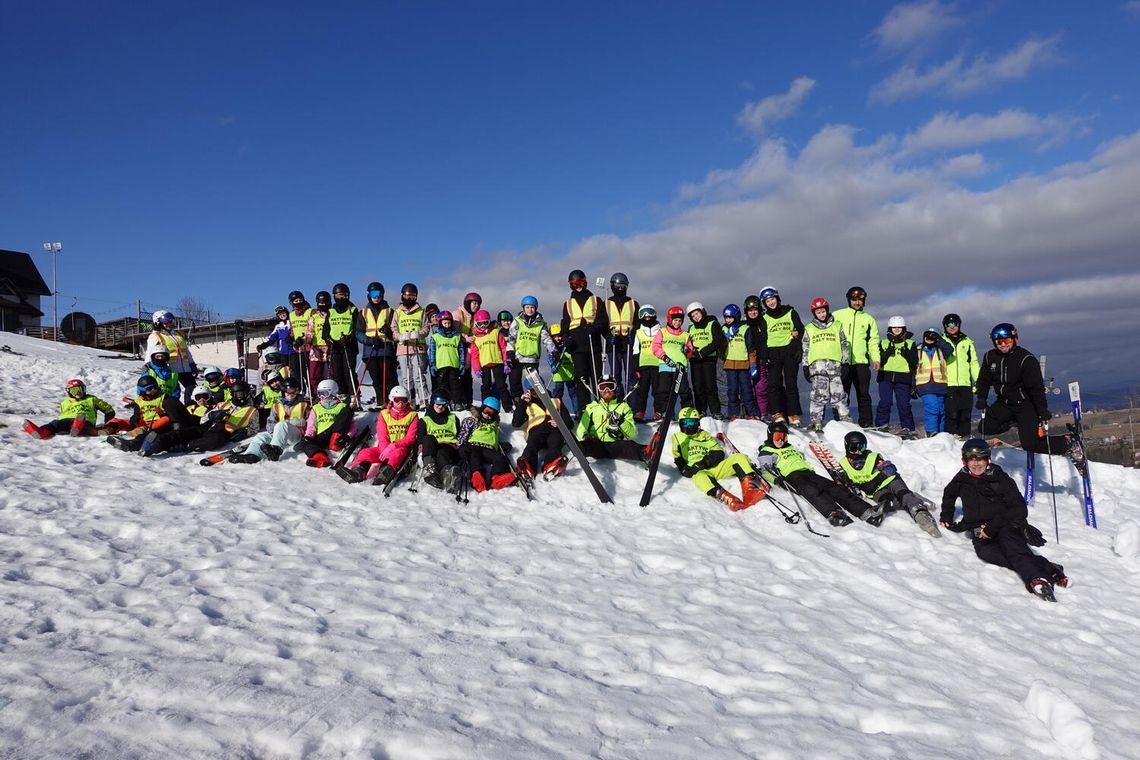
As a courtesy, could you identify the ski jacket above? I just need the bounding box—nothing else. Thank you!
[651,326,694,368]
[357,300,395,358]
[577,398,636,442]
[915,337,954,396]
[756,442,814,482]
[146,329,195,374]
[261,319,297,356]
[511,396,571,437]
[939,463,1027,534]
[606,296,639,340]
[429,327,465,372]
[419,407,460,446]
[304,309,331,359]
[469,327,507,373]
[632,324,663,368]
[721,322,757,370]
[688,314,725,361]
[128,394,193,432]
[758,304,804,358]
[839,452,898,496]
[671,429,724,468]
[877,334,917,385]
[507,311,555,365]
[58,394,114,424]
[560,289,608,354]
[327,303,361,345]
[802,316,849,375]
[143,362,180,398]
[976,345,1050,414]
[832,308,880,366]
[304,399,352,438]
[943,332,980,389]
[375,405,419,454]
[457,416,501,449]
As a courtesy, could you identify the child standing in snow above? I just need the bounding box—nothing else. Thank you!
[801,297,850,434]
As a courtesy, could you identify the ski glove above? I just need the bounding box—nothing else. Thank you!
[256,341,269,352]
[975,397,988,410]
[910,387,919,400]
[662,357,677,369]
[1020,522,1047,547]
[678,461,700,478]
[1038,408,1052,422]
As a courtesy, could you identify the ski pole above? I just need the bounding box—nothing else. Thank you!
[763,465,829,538]
[1041,421,1061,544]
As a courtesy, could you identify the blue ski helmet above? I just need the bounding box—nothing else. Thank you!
[759,287,779,302]
[520,295,538,307]
[990,323,1018,345]
[481,396,501,412]
[722,304,741,321]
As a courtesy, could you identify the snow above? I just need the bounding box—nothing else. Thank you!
[2,332,1140,759]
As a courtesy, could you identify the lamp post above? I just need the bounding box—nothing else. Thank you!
[42,242,61,340]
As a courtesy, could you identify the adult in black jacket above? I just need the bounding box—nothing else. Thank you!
[976,323,1075,456]
[686,303,725,418]
[756,288,805,423]
[560,269,610,413]
[940,438,1069,600]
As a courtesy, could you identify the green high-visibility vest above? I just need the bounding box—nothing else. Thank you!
[432,332,462,370]
[724,325,750,362]
[759,443,813,477]
[880,338,914,373]
[763,311,795,348]
[515,320,544,358]
[805,321,842,364]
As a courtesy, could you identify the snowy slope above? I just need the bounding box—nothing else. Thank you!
[1,332,1138,760]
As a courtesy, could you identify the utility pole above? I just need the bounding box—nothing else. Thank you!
[42,242,62,340]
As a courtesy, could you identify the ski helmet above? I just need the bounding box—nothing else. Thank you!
[549,323,563,337]
[333,283,350,297]
[473,309,491,326]
[568,269,587,285]
[66,378,86,397]
[282,377,302,393]
[288,290,305,304]
[520,295,538,308]
[152,310,174,325]
[262,349,284,366]
[678,406,701,435]
[961,438,991,462]
[845,286,867,302]
[844,431,868,456]
[942,313,961,328]
[389,385,410,402]
[991,323,1018,346]
[759,287,779,302]
[367,282,384,299]
[224,368,243,385]
[767,420,790,440]
[401,283,418,296]
[263,370,284,388]
[438,310,454,323]
[481,396,501,413]
[744,295,762,312]
[464,292,482,305]
[610,272,629,292]
[424,303,439,320]
[274,304,288,316]
[685,302,705,318]
[923,328,940,341]
[431,390,451,406]
[316,379,339,397]
[315,290,332,308]
[597,374,618,394]
[810,297,829,313]
[150,349,170,364]
[667,306,685,321]
[191,385,211,401]
[497,310,513,322]
[136,375,161,398]
[638,304,657,319]
[201,366,223,383]
[722,304,741,321]
[229,380,252,405]
[887,316,906,329]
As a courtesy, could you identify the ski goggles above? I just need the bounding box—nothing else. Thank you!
[156,313,175,325]
[203,371,223,384]
[962,445,990,461]
[847,290,866,301]
[283,386,301,396]
[368,290,382,299]
[67,385,86,398]
[317,388,337,399]
[569,278,587,289]
[993,337,1014,348]
[274,305,288,314]
[678,418,700,434]
[391,396,410,406]
[597,381,617,394]
[431,395,449,407]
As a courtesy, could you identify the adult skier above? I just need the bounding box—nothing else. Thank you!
[604,272,639,396]
[327,283,361,406]
[146,310,197,403]
[941,313,981,438]
[391,283,430,410]
[576,375,651,463]
[832,286,880,427]
[560,269,609,413]
[357,282,397,408]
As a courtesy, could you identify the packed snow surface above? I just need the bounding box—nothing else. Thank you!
[1,333,1139,759]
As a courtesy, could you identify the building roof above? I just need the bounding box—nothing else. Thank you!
[0,250,51,297]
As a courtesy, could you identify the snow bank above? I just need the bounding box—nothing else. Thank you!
[2,332,1140,759]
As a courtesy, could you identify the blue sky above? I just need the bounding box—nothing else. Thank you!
[3,1,1140,389]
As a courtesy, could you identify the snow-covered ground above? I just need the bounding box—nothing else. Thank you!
[1,332,1138,760]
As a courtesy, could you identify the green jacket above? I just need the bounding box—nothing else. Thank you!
[577,398,636,442]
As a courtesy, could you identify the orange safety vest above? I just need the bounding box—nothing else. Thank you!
[362,306,392,340]
[915,349,948,386]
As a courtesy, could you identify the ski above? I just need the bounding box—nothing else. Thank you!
[1067,381,1097,528]
[522,367,612,503]
[1024,450,1036,506]
[502,443,536,500]
[381,454,418,496]
[199,443,249,467]
[331,424,373,474]
[639,366,686,507]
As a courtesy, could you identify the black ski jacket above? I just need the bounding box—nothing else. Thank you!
[939,463,1027,533]
[976,345,1049,414]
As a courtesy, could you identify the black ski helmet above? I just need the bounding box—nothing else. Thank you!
[401,283,418,296]
[845,286,867,302]
[844,431,868,455]
[744,295,762,312]
[610,272,629,292]
[288,290,305,304]
[230,380,252,405]
[315,290,331,308]
[568,269,586,284]
[767,420,790,439]
[990,323,1018,346]
[962,438,991,461]
[367,282,384,298]
[282,377,302,392]
[333,283,350,297]
[943,313,962,328]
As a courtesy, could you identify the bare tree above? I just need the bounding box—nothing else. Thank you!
[175,295,213,326]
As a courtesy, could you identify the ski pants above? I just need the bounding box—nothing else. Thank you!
[243,422,304,460]
[423,438,460,466]
[873,478,928,516]
[521,425,565,472]
[876,380,915,430]
[973,526,1058,588]
[307,356,330,399]
[581,438,645,461]
[655,368,693,416]
[184,425,247,454]
[462,444,510,477]
[460,366,474,406]
[352,441,413,471]
[752,363,770,417]
[692,452,754,495]
[608,335,635,396]
[549,380,580,416]
[809,371,849,426]
[840,363,873,426]
[920,392,946,435]
[944,386,974,438]
[632,364,659,416]
[479,365,511,411]
[766,350,802,418]
[690,360,721,416]
[289,351,310,396]
[507,360,538,402]
[329,343,359,402]
[979,400,1068,455]
[39,418,100,437]
[724,369,759,418]
[432,366,463,405]
[786,470,868,519]
[364,355,398,406]
[177,372,197,406]
[398,353,430,408]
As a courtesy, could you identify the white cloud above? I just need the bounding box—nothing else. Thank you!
[439,126,1140,387]
[900,109,1073,154]
[1125,1,1140,18]
[871,35,1061,103]
[737,77,816,138]
[873,0,963,53]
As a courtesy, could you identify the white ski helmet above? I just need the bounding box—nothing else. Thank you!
[152,310,174,324]
[685,301,705,317]
[190,385,210,400]
[388,385,410,401]
[316,379,339,396]
[888,315,906,329]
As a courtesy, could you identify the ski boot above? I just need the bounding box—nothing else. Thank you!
[471,471,488,493]
[23,420,52,439]
[1028,578,1057,602]
[490,472,517,490]
[229,453,261,464]
[542,455,569,480]
[442,465,462,494]
[912,509,942,537]
[1050,564,1071,589]
[828,510,853,527]
[739,474,769,507]
[809,423,824,435]
[712,485,745,512]
[1064,435,1088,477]
[421,461,442,489]
[337,463,370,483]
[371,463,396,486]
[262,444,283,462]
[861,503,885,527]
[306,452,331,468]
